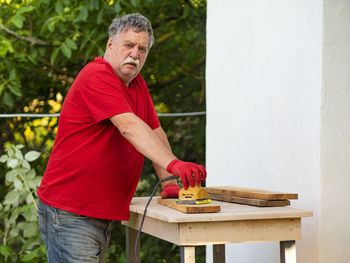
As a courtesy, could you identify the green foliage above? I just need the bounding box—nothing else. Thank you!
[0,0,206,112]
[1,0,207,261]
[0,144,46,262]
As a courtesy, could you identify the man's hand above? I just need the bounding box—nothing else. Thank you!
[166,159,207,190]
[161,184,181,199]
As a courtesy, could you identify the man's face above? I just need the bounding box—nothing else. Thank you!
[104,28,150,86]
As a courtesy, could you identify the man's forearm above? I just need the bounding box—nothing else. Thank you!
[152,127,178,188]
[109,113,177,170]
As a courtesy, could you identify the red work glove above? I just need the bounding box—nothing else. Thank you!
[161,184,181,199]
[166,159,207,190]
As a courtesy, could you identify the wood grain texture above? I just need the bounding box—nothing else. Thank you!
[205,186,298,200]
[157,198,221,214]
[125,227,139,263]
[123,212,303,245]
[126,197,312,223]
[208,193,291,207]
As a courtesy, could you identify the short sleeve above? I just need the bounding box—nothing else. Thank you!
[80,69,132,124]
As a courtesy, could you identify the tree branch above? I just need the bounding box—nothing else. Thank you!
[148,59,205,90]
[148,73,185,90]
[0,23,51,46]
[151,4,185,29]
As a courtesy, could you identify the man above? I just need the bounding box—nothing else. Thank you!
[37,13,206,262]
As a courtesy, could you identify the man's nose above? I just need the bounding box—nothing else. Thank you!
[129,46,139,59]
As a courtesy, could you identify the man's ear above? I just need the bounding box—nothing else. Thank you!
[106,38,113,49]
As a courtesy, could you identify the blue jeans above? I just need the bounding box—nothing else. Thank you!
[38,200,112,263]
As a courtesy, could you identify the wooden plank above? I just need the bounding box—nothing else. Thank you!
[280,240,296,263]
[180,247,196,263]
[126,197,312,223]
[157,198,220,214]
[208,193,290,207]
[125,227,139,263]
[213,244,225,263]
[124,211,181,245]
[123,211,302,246]
[178,218,302,245]
[205,186,298,200]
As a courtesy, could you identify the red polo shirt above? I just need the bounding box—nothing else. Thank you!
[38,57,160,220]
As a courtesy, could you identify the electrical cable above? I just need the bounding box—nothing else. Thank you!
[135,175,178,263]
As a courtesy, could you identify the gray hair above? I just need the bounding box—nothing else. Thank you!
[108,13,154,49]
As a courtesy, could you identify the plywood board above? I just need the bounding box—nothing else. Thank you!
[208,193,290,207]
[126,197,312,223]
[157,198,220,214]
[205,186,298,200]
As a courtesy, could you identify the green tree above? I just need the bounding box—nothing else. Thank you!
[1,0,207,262]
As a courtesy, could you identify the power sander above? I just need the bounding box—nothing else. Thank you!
[135,176,210,263]
[176,183,211,205]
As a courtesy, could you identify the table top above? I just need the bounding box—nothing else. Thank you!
[127,197,313,223]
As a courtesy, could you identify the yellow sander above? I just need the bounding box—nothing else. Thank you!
[176,183,211,205]
[135,176,210,263]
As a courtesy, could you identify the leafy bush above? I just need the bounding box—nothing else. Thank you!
[0,144,46,262]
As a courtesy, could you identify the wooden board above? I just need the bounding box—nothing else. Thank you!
[127,197,313,223]
[208,193,290,207]
[157,198,221,214]
[205,186,298,201]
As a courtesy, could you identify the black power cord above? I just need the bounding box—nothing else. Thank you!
[134,175,178,263]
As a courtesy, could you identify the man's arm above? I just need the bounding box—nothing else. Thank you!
[109,112,177,170]
[110,112,206,191]
[152,126,178,188]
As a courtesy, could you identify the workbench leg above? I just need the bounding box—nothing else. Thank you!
[126,227,140,263]
[180,246,196,263]
[280,240,296,263]
[213,244,225,263]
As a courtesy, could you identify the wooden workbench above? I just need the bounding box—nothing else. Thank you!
[122,197,312,263]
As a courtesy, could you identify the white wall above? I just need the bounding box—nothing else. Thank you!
[320,0,350,262]
[206,1,322,262]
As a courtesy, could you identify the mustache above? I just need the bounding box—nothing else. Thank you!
[123,57,140,67]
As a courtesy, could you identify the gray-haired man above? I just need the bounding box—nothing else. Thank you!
[37,13,206,262]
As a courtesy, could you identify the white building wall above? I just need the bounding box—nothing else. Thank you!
[206,1,322,262]
[320,0,350,262]
[207,0,350,262]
